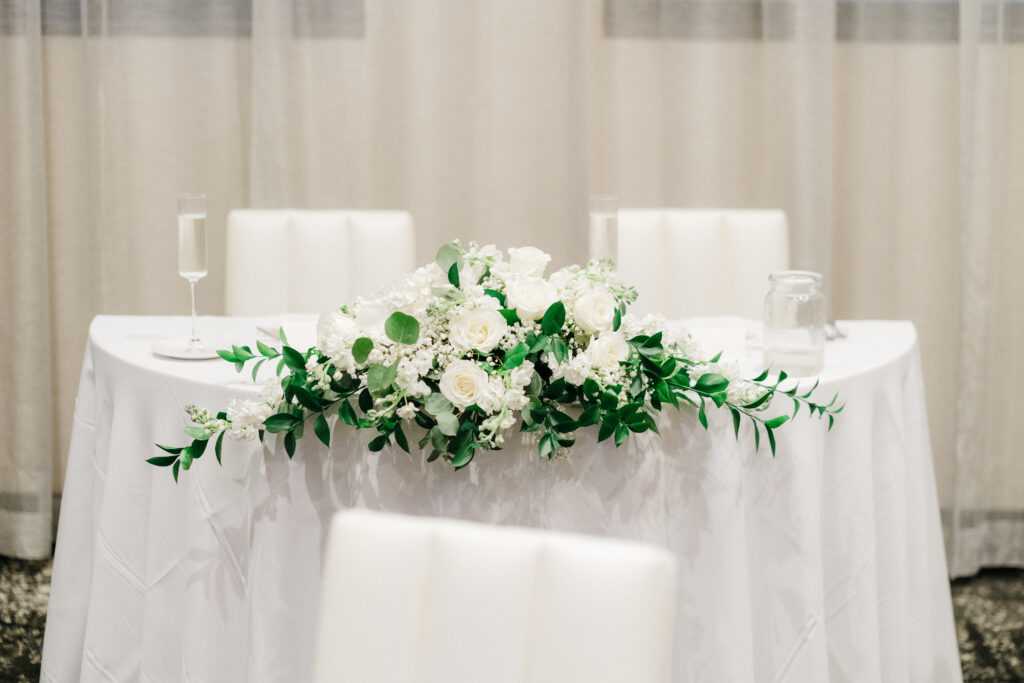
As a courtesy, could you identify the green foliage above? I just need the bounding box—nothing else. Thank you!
[541,301,565,335]
[352,337,373,364]
[366,362,398,397]
[154,248,844,482]
[385,312,420,345]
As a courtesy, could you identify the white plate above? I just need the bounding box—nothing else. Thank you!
[152,339,222,360]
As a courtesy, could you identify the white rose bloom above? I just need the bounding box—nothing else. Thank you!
[506,277,558,321]
[507,247,551,276]
[449,306,508,354]
[573,289,618,335]
[587,332,630,370]
[494,246,552,279]
[474,377,507,414]
[439,360,492,410]
[354,302,389,337]
[317,310,359,349]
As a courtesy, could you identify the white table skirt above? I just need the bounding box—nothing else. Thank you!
[42,316,962,683]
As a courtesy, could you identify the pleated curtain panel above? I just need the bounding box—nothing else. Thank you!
[1,0,1021,576]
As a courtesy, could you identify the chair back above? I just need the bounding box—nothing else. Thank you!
[224,209,416,315]
[314,509,678,683]
[617,209,789,319]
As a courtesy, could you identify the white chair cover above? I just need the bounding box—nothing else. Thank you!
[617,209,789,320]
[314,510,678,683]
[224,209,416,315]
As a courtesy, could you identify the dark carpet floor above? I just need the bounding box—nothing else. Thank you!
[2,556,1022,682]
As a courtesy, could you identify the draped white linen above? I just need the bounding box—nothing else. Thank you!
[41,316,960,682]
[0,0,1020,573]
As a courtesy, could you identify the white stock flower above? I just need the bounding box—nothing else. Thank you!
[439,360,492,410]
[506,277,558,321]
[396,403,417,420]
[474,377,506,414]
[261,378,284,407]
[449,306,508,354]
[225,398,273,441]
[510,360,535,387]
[587,332,629,370]
[573,289,618,335]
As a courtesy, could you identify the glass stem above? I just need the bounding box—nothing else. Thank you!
[189,279,199,344]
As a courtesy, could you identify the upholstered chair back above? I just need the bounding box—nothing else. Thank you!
[315,510,678,683]
[617,209,789,320]
[224,209,416,315]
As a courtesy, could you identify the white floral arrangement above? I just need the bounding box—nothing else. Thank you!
[152,242,841,480]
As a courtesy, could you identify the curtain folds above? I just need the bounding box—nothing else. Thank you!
[1,0,1020,574]
[0,0,53,559]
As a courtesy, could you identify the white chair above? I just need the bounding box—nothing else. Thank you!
[314,510,678,683]
[617,209,789,320]
[224,209,416,315]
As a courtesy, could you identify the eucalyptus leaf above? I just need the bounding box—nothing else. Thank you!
[385,312,420,345]
[424,393,454,417]
[352,337,373,364]
[436,242,463,272]
[436,411,460,436]
[367,362,399,397]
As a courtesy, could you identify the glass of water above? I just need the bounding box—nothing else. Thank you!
[588,195,618,263]
[763,271,826,376]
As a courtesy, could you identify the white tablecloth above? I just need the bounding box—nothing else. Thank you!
[42,316,962,683]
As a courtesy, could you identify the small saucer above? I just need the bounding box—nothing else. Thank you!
[152,339,221,360]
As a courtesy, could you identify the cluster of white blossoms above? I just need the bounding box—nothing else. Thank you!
[216,241,764,450]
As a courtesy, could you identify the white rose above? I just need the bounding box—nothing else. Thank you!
[449,307,508,354]
[506,277,558,321]
[317,310,359,349]
[587,332,630,370]
[496,247,551,279]
[354,303,389,336]
[573,289,618,335]
[439,360,492,410]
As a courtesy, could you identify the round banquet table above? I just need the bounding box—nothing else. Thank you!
[42,315,962,683]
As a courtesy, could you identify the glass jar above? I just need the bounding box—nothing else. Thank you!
[763,271,826,377]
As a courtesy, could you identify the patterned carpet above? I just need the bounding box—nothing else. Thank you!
[2,556,1021,682]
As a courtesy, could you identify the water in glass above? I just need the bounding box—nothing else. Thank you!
[763,271,826,376]
[588,195,618,262]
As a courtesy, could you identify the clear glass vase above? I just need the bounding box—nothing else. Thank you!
[763,271,826,376]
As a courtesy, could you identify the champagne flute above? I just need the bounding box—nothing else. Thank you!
[153,193,218,359]
[177,193,208,347]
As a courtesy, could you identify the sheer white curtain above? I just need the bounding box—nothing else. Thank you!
[0,0,1020,573]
